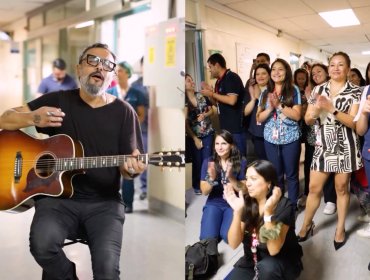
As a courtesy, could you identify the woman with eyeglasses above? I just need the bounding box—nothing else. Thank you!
[107,61,147,213]
[224,160,303,280]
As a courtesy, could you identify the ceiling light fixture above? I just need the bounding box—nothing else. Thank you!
[75,20,94,29]
[0,31,11,41]
[319,9,360,28]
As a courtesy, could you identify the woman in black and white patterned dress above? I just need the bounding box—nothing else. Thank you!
[297,52,362,250]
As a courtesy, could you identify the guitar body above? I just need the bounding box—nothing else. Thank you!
[0,130,84,212]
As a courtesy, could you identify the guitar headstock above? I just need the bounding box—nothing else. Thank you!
[149,150,185,168]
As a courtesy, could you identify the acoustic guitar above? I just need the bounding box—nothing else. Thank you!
[0,130,185,213]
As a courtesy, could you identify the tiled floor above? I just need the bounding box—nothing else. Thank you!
[0,188,184,280]
[186,188,370,280]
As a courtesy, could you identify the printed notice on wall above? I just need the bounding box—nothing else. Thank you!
[148,47,155,64]
[235,43,253,86]
[165,37,176,67]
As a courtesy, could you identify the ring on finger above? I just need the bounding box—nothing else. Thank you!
[128,167,135,174]
[47,111,53,116]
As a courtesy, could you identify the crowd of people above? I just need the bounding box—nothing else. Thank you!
[185,51,370,279]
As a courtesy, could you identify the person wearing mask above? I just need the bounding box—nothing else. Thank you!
[107,61,146,213]
[199,130,247,244]
[200,53,246,158]
[224,160,303,280]
[0,43,145,279]
[37,58,78,95]
[256,58,302,210]
[185,73,214,195]
[297,52,362,250]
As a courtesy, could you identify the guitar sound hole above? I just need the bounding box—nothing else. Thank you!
[35,154,56,178]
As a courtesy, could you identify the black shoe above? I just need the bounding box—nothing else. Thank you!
[368,261,370,271]
[334,230,346,250]
[139,192,147,200]
[297,222,315,242]
[125,206,133,213]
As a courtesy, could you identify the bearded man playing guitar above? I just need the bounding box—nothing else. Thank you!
[0,43,146,280]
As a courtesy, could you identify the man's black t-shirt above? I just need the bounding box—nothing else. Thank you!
[216,70,245,134]
[27,89,143,201]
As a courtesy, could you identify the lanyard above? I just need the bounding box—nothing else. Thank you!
[251,228,259,280]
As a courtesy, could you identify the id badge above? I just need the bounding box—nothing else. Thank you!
[272,128,279,140]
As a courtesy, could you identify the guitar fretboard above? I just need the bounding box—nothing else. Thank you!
[55,154,148,171]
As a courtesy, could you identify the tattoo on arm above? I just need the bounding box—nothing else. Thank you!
[33,114,41,124]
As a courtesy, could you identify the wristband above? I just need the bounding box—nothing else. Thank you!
[263,215,273,223]
[205,173,218,187]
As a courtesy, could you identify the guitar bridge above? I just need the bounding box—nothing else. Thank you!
[14,151,23,183]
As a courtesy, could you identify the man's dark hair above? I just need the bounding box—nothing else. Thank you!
[78,43,116,64]
[256,53,270,63]
[207,53,226,68]
[53,58,66,70]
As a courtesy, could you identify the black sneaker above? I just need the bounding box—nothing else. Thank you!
[139,192,147,200]
[125,206,133,213]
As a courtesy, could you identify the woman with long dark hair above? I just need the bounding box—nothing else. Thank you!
[256,58,302,209]
[199,130,247,243]
[224,160,303,280]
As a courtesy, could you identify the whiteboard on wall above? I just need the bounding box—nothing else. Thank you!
[235,43,253,86]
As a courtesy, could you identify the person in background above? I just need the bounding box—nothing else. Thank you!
[37,58,78,95]
[185,73,214,195]
[131,57,149,200]
[244,63,272,161]
[365,62,370,86]
[199,130,247,244]
[224,160,303,280]
[200,53,246,158]
[349,68,366,87]
[256,58,302,210]
[107,61,146,213]
[244,53,271,163]
[0,42,145,279]
[298,64,337,215]
[297,52,362,250]
[355,83,370,238]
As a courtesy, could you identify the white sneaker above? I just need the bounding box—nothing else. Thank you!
[357,214,370,223]
[323,202,336,215]
[357,223,370,238]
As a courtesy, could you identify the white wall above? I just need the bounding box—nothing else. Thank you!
[187,2,329,85]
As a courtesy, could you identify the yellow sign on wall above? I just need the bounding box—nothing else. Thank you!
[148,47,155,64]
[165,37,176,67]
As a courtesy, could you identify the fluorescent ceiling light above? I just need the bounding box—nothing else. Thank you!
[362,50,370,55]
[319,9,360,27]
[0,31,10,41]
[75,20,94,29]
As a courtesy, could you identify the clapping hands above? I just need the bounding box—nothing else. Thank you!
[264,187,282,215]
[223,183,244,214]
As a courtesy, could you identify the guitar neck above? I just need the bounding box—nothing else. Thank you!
[55,154,148,171]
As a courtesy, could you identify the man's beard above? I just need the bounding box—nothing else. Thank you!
[79,72,110,96]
